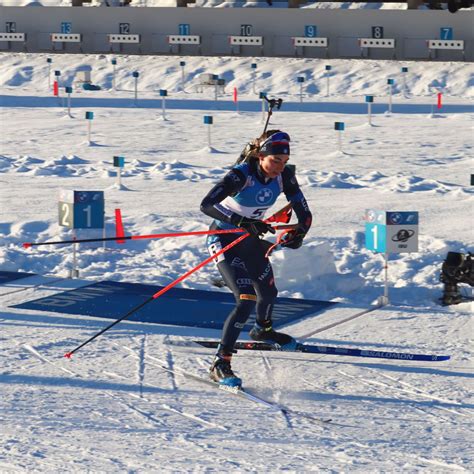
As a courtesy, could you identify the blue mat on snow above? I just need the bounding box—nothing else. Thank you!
[13,280,336,330]
[0,270,36,285]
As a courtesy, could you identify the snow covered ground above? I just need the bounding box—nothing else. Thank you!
[0,53,473,471]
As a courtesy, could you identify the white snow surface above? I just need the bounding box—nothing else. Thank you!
[0,53,473,472]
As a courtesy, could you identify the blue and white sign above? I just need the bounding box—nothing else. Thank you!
[203,115,213,125]
[240,24,253,36]
[61,22,72,34]
[372,26,384,39]
[179,23,190,35]
[297,76,305,83]
[304,25,317,38]
[440,27,453,40]
[58,190,104,229]
[365,210,419,253]
[334,122,345,131]
[119,23,130,34]
[113,156,125,168]
[6,22,16,33]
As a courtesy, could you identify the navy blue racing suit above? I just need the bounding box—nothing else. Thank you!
[200,160,312,354]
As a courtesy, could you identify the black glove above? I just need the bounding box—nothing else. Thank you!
[232,215,276,237]
[281,224,307,249]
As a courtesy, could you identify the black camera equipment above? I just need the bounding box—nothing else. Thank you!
[440,251,474,305]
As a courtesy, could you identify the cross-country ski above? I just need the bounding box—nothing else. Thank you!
[193,340,451,362]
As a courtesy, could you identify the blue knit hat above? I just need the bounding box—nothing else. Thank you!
[259,132,290,156]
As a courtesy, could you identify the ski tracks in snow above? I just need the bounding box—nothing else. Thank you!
[22,342,226,434]
[336,367,472,423]
[21,343,169,431]
[120,343,227,431]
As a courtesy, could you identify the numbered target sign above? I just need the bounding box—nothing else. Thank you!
[240,24,253,37]
[372,26,384,39]
[365,210,387,252]
[365,210,419,254]
[61,22,72,34]
[179,24,190,35]
[440,27,453,40]
[58,190,104,229]
[119,23,130,34]
[304,25,317,38]
[6,22,16,33]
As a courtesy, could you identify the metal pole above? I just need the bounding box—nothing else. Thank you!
[383,252,389,304]
[162,96,166,120]
[67,92,71,117]
[181,65,185,92]
[113,64,116,91]
[368,103,372,125]
[337,131,342,152]
[134,77,138,104]
[71,230,79,279]
[207,124,211,148]
[252,70,256,95]
[388,85,392,114]
[261,97,266,123]
[88,120,91,144]
[300,83,303,104]
[326,74,330,97]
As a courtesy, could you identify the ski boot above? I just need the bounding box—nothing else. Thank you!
[209,353,242,388]
[249,323,298,351]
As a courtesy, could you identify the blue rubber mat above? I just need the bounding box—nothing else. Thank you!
[0,270,36,285]
[13,280,336,330]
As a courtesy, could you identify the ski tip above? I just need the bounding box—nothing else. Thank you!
[64,352,73,359]
[22,242,32,249]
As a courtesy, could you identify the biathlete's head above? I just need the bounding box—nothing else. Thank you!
[258,131,290,179]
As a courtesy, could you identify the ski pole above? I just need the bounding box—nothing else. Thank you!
[64,232,249,358]
[63,204,293,358]
[23,224,295,249]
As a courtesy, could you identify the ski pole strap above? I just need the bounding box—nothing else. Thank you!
[264,226,298,259]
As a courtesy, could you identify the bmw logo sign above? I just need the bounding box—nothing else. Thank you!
[390,212,402,224]
[256,188,273,204]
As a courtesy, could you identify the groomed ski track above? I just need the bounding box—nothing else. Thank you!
[1,281,472,471]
